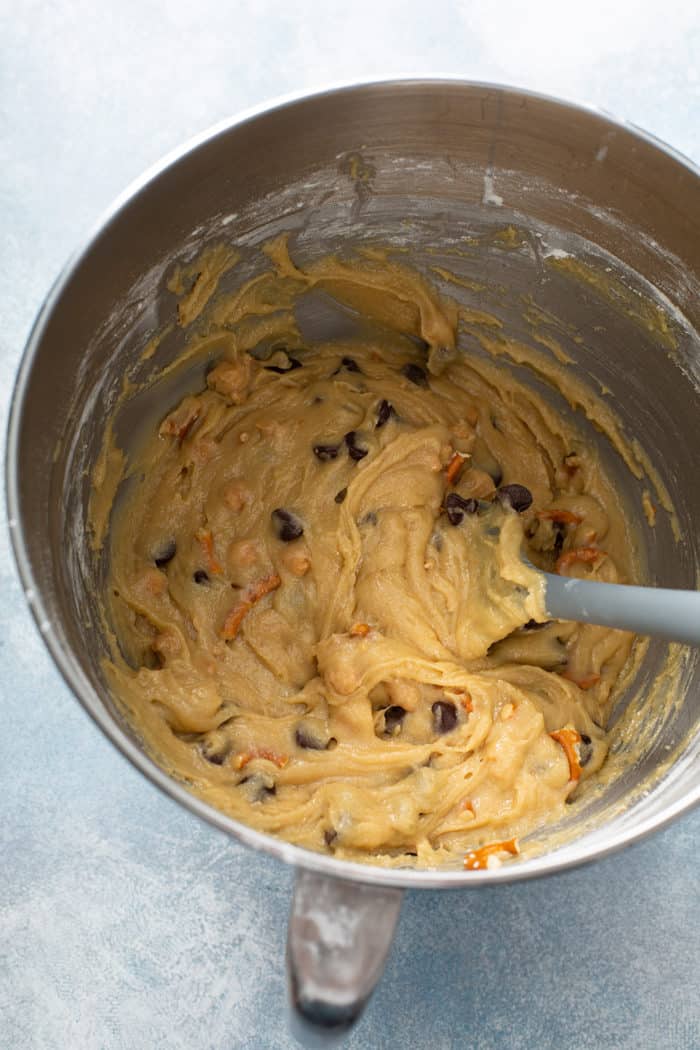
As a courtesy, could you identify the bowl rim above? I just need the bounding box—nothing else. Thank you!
[6,76,700,890]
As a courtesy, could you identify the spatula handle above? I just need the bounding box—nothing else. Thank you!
[543,573,700,646]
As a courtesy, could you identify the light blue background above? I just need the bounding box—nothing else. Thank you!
[1,2,698,1047]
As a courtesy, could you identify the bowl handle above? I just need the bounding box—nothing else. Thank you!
[286,868,404,1046]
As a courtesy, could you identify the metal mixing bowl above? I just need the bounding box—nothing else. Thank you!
[7,80,700,1044]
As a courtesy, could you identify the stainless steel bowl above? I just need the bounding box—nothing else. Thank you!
[7,80,700,1044]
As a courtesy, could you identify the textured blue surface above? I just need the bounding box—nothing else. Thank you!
[1,3,699,1048]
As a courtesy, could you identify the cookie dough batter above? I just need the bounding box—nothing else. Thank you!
[103,241,636,870]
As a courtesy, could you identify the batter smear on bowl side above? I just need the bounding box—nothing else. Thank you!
[99,237,639,870]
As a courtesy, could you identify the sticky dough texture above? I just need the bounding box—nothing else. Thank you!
[104,243,636,869]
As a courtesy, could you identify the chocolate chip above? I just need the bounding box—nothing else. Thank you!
[332,356,362,376]
[497,484,533,513]
[324,828,338,846]
[432,700,458,734]
[272,508,304,541]
[445,492,479,525]
[384,706,406,733]
[334,487,348,504]
[202,748,226,766]
[345,431,368,462]
[553,522,565,554]
[142,648,163,670]
[154,540,176,568]
[240,772,276,801]
[580,733,593,767]
[201,730,230,765]
[193,569,209,585]
[313,443,340,461]
[265,357,302,374]
[401,363,428,387]
[295,725,328,750]
[376,399,396,428]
